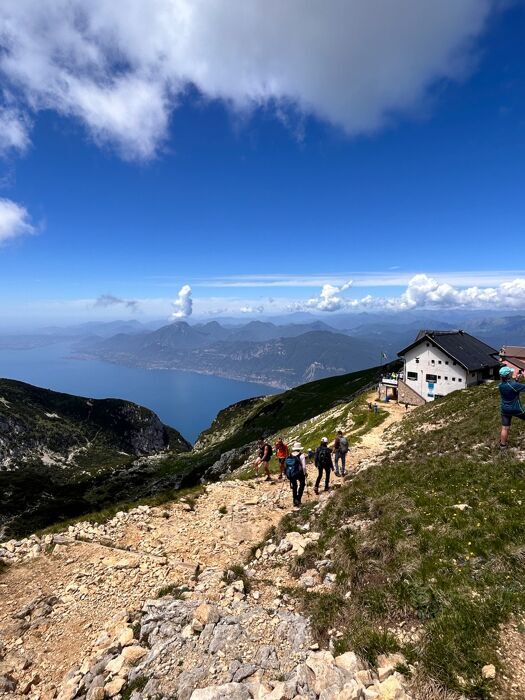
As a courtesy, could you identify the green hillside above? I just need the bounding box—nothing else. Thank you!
[0,378,191,537]
[290,382,525,698]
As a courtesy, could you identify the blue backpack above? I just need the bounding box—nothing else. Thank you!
[285,455,302,480]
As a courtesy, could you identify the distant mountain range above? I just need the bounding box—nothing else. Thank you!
[2,314,525,388]
[78,320,380,387]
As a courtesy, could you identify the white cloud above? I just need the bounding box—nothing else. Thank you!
[171,284,193,319]
[240,304,264,314]
[0,107,30,154]
[305,281,353,312]
[295,274,525,313]
[0,198,35,243]
[0,0,494,160]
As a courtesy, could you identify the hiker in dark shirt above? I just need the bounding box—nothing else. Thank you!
[499,366,525,449]
[314,437,333,494]
[285,441,307,507]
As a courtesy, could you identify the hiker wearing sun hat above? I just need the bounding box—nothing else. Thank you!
[285,441,307,507]
[499,366,525,449]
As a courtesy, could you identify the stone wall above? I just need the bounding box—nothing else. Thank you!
[397,379,425,407]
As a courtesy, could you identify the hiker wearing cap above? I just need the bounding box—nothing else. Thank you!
[333,430,349,476]
[275,437,289,480]
[255,438,273,481]
[284,442,307,507]
[314,437,333,495]
[499,366,525,449]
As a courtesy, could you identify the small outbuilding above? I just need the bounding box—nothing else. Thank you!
[499,345,525,378]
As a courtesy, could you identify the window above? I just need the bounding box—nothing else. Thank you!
[445,361,449,365]
[426,343,430,347]
[471,372,475,377]
[438,360,442,364]
[407,371,418,381]
[453,361,457,366]
[458,378,463,383]
[452,378,456,382]
[431,359,435,364]
[438,376,441,379]
[426,374,438,382]
[444,376,448,380]
[415,358,420,364]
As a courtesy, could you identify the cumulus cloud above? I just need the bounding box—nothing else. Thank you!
[297,274,525,313]
[0,0,494,159]
[305,281,353,312]
[240,304,264,314]
[171,284,193,319]
[94,294,139,310]
[0,197,35,243]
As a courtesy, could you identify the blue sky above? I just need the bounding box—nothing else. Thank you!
[0,1,524,326]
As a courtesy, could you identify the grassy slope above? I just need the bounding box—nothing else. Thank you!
[194,364,383,452]
[291,382,525,699]
[34,365,389,533]
[0,378,192,537]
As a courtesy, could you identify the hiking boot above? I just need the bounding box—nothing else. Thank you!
[500,443,508,450]
[324,486,330,492]
[293,499,300,507]
[265,475,273,481]
[314,486,319,495]
[341,470,346,477]
[278,473,283,480]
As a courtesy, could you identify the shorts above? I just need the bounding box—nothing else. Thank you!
[501,412,525,427]
[278,457,286,465]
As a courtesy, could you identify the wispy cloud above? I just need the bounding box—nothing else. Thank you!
[94,294,139,311]
[152,271,525,290]
[0,198,35,244]
[0,1,494,160]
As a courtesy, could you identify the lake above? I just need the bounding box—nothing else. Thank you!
[0,343,278,443]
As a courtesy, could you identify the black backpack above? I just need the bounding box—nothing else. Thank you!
[285,455,302,480]
[318,446,332,469]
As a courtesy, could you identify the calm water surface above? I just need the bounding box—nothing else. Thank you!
[0,343,277,443]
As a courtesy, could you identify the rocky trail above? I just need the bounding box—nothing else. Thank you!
[0,395,412,700]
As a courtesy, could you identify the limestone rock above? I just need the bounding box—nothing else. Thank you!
[305,651,346,695]
[190,682,251,699]
[481,664,496,680]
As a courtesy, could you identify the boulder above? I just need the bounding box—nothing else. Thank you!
[334,652,360,676]
[190,683,251,699]
[305,651,346,695]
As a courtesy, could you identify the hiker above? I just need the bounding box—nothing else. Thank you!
[275,437,289,480]
[314,437,333,494]
[373,403,379,414]
[255,438,273,480]
[285,441,307,507]
[499,366,525,449]
[333,430,349,476]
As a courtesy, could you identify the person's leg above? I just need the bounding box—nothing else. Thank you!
[291,477,299,506]
[324,465,330,491]
[334,451,340,476]
[279,458,285,479]
[254,457,261,476]
[264,459,272,480]
[297,473,306,503]
[500,414,511,447]
[314,466,322,494]
[341,452,346,476]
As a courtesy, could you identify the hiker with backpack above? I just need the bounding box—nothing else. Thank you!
[275,436,289,480]
[255,438,273,481]
[333,430,349,476]
[314,437,333,494]
[499,366,525,449]
[285,442,307,507]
